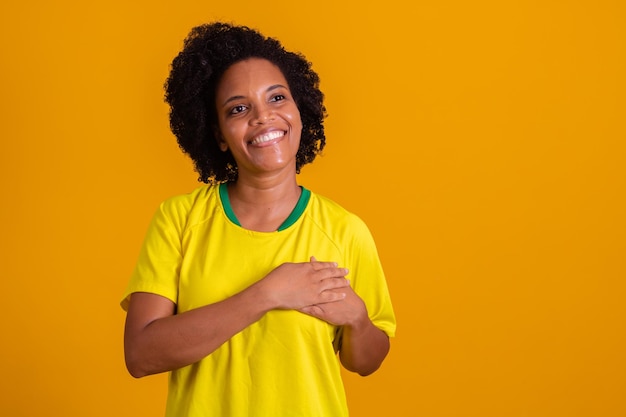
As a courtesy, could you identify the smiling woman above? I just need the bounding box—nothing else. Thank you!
[120,22,396,417]
[164,23,327,185]
[214,58,303,187]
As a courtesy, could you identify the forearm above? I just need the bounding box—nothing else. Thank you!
[124,261,350,378]
[339,318,390,376]
[124,283,273,378]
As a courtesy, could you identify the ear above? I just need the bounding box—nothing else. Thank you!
[213,126,228,152]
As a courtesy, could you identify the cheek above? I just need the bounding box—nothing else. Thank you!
[288,113,303,142]
[217,119,245,149]
[288,106,303,132]
[292,114,303,149]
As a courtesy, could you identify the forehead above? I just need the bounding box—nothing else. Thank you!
[216,58,289,97]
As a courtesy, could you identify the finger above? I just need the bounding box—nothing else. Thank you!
[317,267,349,280]
[320,277,350,292]
[309,259,340,270]
[298,305,321,316]
[319,289,346,303]
[299,305,330,322]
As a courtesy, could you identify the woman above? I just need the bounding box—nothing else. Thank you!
[122,22,396,416]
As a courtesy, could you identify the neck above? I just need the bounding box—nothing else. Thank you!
[229,169,300,205]
[226,169,302,232]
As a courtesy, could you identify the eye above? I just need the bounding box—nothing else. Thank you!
[270,94,286,103]
[229,104,248,115]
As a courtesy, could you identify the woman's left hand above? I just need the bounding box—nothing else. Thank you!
[300,285,390,376]
[298,285,368,328]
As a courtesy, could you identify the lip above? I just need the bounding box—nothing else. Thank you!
[248,129,286,147]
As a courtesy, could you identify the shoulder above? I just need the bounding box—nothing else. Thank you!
[157,184,219,228]
[306,191,372,239]
[160,184,214,210]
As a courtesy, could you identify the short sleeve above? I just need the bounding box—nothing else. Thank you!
[120,200,185,311]
[346,215,396,337]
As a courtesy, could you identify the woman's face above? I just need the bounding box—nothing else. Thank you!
[214,58,302,178]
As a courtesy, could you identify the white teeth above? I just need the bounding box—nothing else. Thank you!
[251,131,284,145]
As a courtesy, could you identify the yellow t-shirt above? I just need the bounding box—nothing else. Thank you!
[122,184,396,416]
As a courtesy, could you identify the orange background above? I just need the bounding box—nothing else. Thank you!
[1,1,625,416]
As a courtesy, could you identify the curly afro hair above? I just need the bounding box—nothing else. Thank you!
[164,22,327,184]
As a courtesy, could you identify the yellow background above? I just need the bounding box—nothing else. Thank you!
[1,0,624,416]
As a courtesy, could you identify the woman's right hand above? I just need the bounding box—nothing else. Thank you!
[257,259,350,310]
[124,258,349,377]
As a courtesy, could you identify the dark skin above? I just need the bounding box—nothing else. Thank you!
[124,58,389,378]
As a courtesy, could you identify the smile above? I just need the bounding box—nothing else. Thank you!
[250,130,285,145]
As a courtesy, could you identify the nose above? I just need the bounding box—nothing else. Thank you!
[251,103,274,125]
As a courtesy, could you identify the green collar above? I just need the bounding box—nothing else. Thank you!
[219,183,311,231]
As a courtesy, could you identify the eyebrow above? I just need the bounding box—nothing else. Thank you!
[221,84,288,107]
